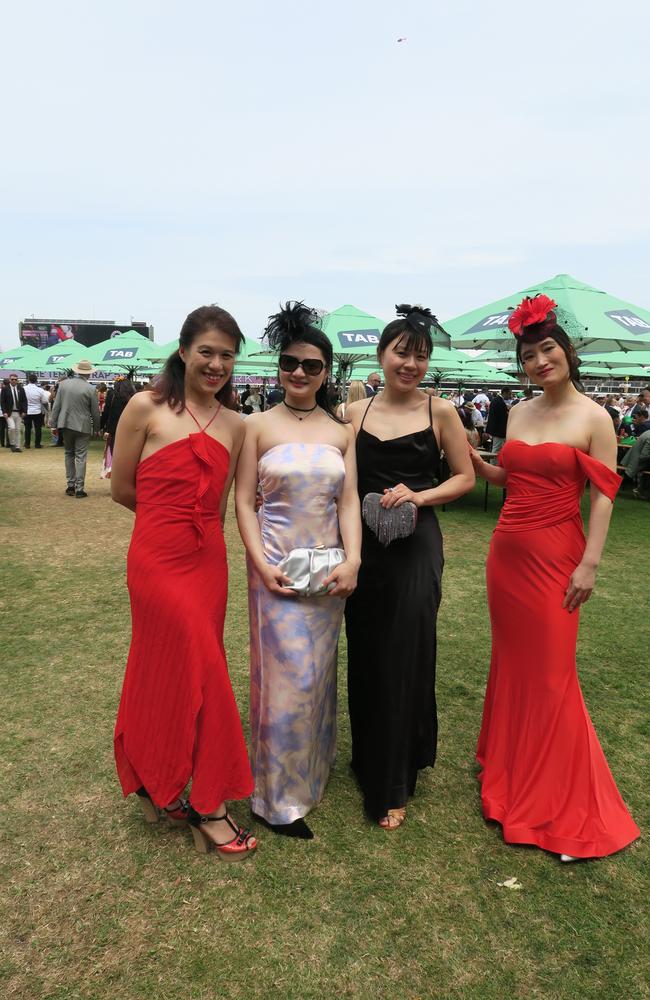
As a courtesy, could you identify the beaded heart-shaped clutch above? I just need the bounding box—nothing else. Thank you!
[361,493,418,547]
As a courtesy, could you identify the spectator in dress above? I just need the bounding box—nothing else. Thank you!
[337,380,366,420]
[101,377,136,460]
[461,401,483,446]
[23,374,51,448]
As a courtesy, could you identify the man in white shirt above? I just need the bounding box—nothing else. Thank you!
[23,374,51,449]
[472,388,490,416]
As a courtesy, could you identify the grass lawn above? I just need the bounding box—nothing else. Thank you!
[1,440,648,1000]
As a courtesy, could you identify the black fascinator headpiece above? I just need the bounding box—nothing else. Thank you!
[395,303,437,333]
[262,300,343,421]
[263,301,322,353]
[378,303,441,357]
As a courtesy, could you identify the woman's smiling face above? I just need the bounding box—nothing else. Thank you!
[379,334,430,391]
[519,336,570,388]
[180,327,238,397]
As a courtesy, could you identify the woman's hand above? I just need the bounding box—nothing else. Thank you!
[381,484,422,508]
[468,446,486,473]
[103,432,109,440]
[563,562,596,612]
[258,562,296,597]
[322,559,359,599]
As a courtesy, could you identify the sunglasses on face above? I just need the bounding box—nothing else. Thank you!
[278,354,325,376]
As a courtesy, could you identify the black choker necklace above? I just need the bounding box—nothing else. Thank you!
[283,401,318,421]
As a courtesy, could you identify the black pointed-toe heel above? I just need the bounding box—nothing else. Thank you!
[252,813,314,840]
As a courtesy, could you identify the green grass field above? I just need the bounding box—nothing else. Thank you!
[1,440,648,1000]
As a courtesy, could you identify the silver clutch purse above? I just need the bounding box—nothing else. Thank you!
[277,545,346,597]
[362,492,418,546]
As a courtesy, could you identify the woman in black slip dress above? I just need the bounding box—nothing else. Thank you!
[344,305,475,830]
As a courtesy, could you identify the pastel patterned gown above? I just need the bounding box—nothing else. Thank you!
[114,410,254,814]
[477,442,640,857]
[248,443,346,824]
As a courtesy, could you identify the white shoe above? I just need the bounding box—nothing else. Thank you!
[560,853,578,863]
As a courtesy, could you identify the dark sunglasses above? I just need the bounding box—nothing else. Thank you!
[278,354,325,377]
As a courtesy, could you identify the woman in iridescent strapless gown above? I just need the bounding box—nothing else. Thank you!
[236,303,361,839]
[111,305,257,861]
[471,295,639,862]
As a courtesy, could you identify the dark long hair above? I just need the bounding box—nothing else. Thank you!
[377,304,437,357]
[515,318,582,389]
[152,305,244,411]
[263,301,342,422]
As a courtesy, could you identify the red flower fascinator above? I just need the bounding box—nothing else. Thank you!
[508,294,558,336]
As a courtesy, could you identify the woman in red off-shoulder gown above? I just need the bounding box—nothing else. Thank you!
[471,294,639,861]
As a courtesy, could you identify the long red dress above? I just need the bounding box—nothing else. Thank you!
[114,416,254,814]
[477,441,640,858]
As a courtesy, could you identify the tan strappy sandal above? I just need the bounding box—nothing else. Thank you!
[378,807,406,830]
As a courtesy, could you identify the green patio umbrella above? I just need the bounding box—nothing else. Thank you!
[32,340,90,370]
[84,330,162,367]
[571,350,650,371]
[446,274,650,354]
[0,344,43,370]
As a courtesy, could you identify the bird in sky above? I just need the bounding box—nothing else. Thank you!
[397,36,407,42]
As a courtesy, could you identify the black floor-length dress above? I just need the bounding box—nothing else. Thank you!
[345,396,444,820]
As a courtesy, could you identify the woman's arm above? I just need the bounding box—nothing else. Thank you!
[469,447,508,485]
[563,411,618,612]
[234,417,293,596]
[382,401,475,509]
[323,425,361,598]
[219,417,245,525]
[110,395,151,512]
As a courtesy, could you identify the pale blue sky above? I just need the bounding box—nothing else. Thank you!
[2,0,649,348]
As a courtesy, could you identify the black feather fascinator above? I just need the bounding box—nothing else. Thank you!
[395,303,438,333]
[263,301,321,352]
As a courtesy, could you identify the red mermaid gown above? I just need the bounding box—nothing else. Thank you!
[114,411,254,814]
[477,441,640,858]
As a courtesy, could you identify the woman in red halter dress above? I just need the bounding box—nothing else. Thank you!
[111,305,256,860]
[471,295,639,862]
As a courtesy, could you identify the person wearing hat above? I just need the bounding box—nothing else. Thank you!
[51,359,101,497]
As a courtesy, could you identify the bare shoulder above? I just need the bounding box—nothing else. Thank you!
[429,396,457,419]
[345,397,372,427]
[341,420,357,453]
[243,410,272,434]
[582,395,614,431]
[125,391,156,419]
[219,405,246,443]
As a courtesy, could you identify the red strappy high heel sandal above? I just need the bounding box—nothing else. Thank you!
[188,806,257,861]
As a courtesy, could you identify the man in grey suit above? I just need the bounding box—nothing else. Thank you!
[51,359,101,498]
